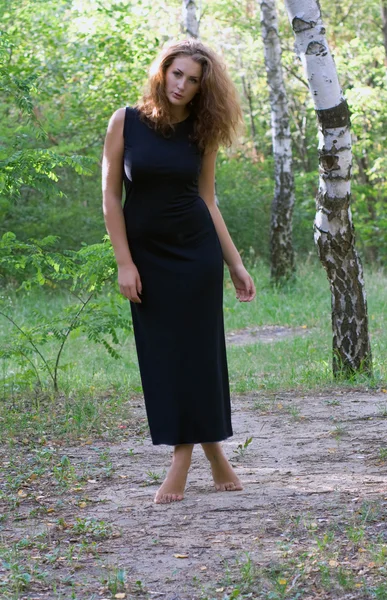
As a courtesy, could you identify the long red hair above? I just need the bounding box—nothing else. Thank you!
[136,40,243,152]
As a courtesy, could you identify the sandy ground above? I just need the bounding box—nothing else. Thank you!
[3,387,386,599]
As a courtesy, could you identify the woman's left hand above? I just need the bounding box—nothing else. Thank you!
[229,264,256,302]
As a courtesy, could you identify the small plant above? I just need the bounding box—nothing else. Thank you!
[104,566,127,595]
[52,455,77,486]
[145,470,163,483]
[336,566,355,590]
[71,517,113,539]
[0,545,48,595]
[379,447,387,461]
[331,423,347,440]
[315,530,335,551]
[233,436,253,458]
[96,448,114,478]
[325,398,341,406]
[347,524,365,545]
[377,402,387,418]
[286,405,301,420]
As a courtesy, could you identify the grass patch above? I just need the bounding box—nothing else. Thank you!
[203,499,387,599]
[0,261,386,444]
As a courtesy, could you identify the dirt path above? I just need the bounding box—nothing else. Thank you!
[2,389,387,599]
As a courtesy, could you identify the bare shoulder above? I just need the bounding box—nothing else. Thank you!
[200,148,218,172]
[107,107,126,132]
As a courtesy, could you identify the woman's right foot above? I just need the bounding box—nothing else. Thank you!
[154,444,193,504]
[202,442,243,492]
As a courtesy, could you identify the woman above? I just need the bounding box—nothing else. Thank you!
[102,39,255,504]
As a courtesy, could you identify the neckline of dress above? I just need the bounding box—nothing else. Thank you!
[171,113,191,125]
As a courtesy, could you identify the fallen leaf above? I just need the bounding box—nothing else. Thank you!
[174,553,189,559]
[87,479,97,483]
[278,578,287,585]
[200,566,207,571]
[329,560,338,567]
[79,502,87,508]
[381,389,387,393]
[47,508,55,513]
[216,588,224,593]
[114,594,126,599]
[17,490,27,498]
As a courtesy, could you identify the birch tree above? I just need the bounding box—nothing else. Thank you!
[381,0,387,71]
[283,0,372,376]
[259,0,295,282]
[182,0,199,38]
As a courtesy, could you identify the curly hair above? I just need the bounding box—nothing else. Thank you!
[136,39,243,152]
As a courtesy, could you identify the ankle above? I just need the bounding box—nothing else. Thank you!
[172,444,194,468]
[201,442,224,462]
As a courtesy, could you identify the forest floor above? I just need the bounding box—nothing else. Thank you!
[1,385,387,599]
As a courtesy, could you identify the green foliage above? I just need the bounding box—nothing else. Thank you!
[0,233,131,392]
[1,0,385,262]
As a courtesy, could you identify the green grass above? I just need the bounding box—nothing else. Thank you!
[0,260,386,442]
[201,499,387,599]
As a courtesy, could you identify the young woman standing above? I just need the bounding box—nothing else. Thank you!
[102,40,255,504]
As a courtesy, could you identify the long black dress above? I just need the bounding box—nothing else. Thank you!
[122,107,232,445]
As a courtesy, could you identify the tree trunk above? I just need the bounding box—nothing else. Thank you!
[284,0,372,376]
[259,0,295,283]
[182,0,199,38]
[381,0,387,70]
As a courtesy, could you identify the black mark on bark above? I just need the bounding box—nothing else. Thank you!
[292,17,316,32]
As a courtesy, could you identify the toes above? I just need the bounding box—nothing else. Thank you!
[215,481,243,492]
[154,493,184,504]
[215,483,226,492]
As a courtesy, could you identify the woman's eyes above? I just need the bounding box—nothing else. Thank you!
[173,71,198,84]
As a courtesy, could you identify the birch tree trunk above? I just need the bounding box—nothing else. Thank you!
[381,0,387,72]
[182,0,199,38]
[284,0,372,376]
[259,0,295,282]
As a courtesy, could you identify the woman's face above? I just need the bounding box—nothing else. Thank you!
[165,56,202,108]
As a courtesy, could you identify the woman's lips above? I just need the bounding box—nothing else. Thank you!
[173,92,183,99]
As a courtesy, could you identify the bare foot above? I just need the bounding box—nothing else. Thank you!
[202,442,243,492]
[154,444,194,504]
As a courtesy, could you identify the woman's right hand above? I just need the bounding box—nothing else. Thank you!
[118,263,142,303]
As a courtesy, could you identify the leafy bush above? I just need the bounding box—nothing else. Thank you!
[0,233,131,393]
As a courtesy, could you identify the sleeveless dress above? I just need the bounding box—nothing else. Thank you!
[122,107,232,445]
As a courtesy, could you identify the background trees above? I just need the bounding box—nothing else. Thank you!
[1,0,385,379]
[2,0,385,264]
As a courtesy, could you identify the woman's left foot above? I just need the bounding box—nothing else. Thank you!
[202,443,243,492]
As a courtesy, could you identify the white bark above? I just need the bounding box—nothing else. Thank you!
[382,0,387,74]
[259,0,295,281]
[284,0,372,375]
[182,0,199,38]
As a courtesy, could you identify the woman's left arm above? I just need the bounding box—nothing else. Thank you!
[199,150,256,302]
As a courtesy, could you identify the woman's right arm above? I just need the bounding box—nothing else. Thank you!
[102,108,142,303]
